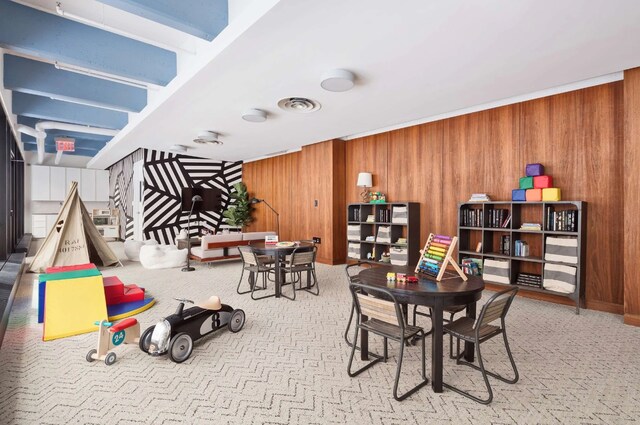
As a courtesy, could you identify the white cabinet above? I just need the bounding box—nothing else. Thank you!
[31,165,51,200]
[49,167,66,201]
[46,215,58,234]
[95,170,110,202]
[32,215,47,238]
[81,169,96,201]
[65,168,81,196]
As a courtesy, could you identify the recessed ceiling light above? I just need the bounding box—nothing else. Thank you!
[170,144,188,153]
[193,131,223,145]
[320,69,355,92]
[277,97,321,113]
[242,108,267,123]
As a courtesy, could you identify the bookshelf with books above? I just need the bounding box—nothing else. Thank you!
[458,201,587,313]
[347,202,420,266]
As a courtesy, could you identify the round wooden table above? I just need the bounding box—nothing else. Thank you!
[357,265,484,393]
[249,241,315,298]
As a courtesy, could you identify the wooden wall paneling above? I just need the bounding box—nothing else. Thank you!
[271,154,291,241]
[581,83,624,309]
[344,134,388,203]
[300,141,331,262]
[387,121,443,244]
[332,140,347,263]
[624,68,640,325]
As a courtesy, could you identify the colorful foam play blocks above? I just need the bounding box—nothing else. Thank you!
[526,163,544,177]
[519,177,534,189]
[512,189,526,201]
[103,276,125,300]
[526,189,542,202]
[534,175,553,189]
[38,267,102,323]
[45,263,96,274]
[542,188,562,201]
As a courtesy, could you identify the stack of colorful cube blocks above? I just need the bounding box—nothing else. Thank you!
[512,163,561,202]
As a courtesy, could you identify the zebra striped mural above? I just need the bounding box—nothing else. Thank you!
[108,148,144,239]
[143,150,242,245]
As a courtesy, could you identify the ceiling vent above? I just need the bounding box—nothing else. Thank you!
[193,131,223,145]
[277,97,321,113]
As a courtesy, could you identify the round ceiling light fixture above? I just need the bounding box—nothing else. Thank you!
[193,131,223,145]
[242,108,267,123]
[169,144,188,153]
[277,97,321,113]
[320,69,355,92]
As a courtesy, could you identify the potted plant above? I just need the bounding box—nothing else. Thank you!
[222,182,254,231]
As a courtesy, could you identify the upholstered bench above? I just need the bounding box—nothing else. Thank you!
[190,231,276,263]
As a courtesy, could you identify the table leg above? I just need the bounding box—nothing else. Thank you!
[360,314,369,361]
[431,301,444,392]
[464,301,477,362]
[275,255,282,298]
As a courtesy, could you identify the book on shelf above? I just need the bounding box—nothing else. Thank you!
[366,214,375,223]
[516,273,542,288]
[461,208,484,227]
[545,207,578,232]
[468,193,492,202]
[514,240,529,257]
[501,213,512,228]
[500,235,511,255]
[520,223,542,231]
[487,208,509,228]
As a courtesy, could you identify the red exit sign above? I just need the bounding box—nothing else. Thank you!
[55,138,75,152]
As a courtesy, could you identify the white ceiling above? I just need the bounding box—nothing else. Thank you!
[89,0,640,168]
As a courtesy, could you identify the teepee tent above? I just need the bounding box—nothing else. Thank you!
[29,181,120,273]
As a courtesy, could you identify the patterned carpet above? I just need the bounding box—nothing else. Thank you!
[0,242,639,425]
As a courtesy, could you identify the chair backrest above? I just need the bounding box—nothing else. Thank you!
[238,246,258,266]
[289,246,316,266]
[344,261,372,284]
[350,282,404,328]
[474,287,518,329]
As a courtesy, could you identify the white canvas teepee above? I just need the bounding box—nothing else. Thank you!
[29,181,120,273]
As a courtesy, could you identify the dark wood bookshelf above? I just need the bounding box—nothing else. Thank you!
[347,202,419,266]
[458,201,587,314]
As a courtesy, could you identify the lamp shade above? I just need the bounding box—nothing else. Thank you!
[356,172,372,188]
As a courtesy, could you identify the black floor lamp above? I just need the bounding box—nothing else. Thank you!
[182,194,202,272]
[250,198,279,237]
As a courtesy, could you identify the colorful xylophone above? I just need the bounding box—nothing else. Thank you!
[415,233,467,281]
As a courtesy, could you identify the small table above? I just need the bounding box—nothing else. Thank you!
[249,241,315,298]
[357,265,484,393]
[176,238,201,251]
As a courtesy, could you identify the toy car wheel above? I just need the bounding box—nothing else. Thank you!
[139,325,155,353]
[228,309,246,333]
[86,349,97,362]
[104,352,117,366]
[169,333,193,363]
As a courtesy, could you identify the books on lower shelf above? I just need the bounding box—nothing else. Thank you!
[516,273,542,288]
[520,223,542,231]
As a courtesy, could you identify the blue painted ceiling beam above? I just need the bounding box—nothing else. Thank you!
[96,0,228,41]
[20,131,112,145]
[12,92,128,130]
[0,0,176,86]
[4,54,147,113]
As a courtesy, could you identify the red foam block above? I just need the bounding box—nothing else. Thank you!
[108,284,145,305]
[533,175,553,189]
[103,276,125,300]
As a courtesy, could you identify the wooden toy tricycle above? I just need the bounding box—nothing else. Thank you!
[86,318,141,365]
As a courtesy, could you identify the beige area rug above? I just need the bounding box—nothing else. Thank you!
[0,242,639,424]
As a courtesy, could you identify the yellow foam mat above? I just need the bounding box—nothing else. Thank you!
[43,275,107,341]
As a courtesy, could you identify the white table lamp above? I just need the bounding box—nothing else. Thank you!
[357,172,372,202]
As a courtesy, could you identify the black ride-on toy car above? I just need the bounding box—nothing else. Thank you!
[139,296,245,363]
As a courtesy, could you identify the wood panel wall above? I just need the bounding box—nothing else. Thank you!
[243,140,345,264]
[242,80,632,315]
[624,68,640,326]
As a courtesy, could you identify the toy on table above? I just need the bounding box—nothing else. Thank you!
[140,296,245,363]
[386,272,396,282]
[86,318,140,365]
[396,273,407,284]
[415,233,467,281]
[369,192,386,203]
[406,275,418,284]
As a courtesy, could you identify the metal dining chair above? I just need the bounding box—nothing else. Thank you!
[282,246,319,297]
[347,282,429,401]
[442,287,519,404]
[236,246,277,300]
[344,262,374,348]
